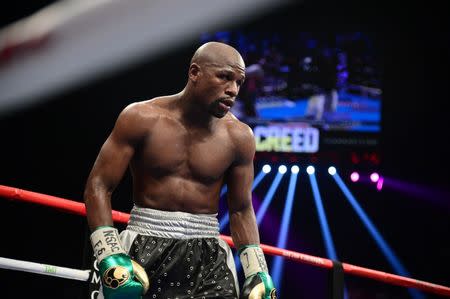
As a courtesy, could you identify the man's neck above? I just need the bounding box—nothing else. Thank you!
[177,89,217,130]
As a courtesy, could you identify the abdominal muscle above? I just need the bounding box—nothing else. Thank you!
[131,174,224,214]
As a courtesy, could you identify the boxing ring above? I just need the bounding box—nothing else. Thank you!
[0,184,449,298]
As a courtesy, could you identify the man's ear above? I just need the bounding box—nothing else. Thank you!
[189,63,201,82]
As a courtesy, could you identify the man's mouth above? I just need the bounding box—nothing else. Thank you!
[219,98,234,109]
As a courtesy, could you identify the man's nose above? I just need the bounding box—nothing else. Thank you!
[225,81,239,97]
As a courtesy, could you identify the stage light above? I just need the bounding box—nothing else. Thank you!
[350,172,360,182]
[328,166,336,175]
[376,177,384,191]
[306,165,315,175]
[331,172,423,299]
[308,171,338,261]
[271,167,299,293]
[262,164,271,173]
[370,172,380,183]
[291,165,300,174]
[278,165,287,174]
[256,172,285,225]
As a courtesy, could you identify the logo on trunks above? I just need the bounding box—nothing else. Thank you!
[103,266,130,289]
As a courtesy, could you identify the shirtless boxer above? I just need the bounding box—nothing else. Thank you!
[84,41,276,299]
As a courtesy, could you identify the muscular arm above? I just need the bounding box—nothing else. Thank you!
[226,123,259,249]
[84,103,150,230]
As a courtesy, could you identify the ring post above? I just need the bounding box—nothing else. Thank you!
[329,260,345,299]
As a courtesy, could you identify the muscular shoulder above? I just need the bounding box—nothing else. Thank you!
[118,95,177,124]
[223,114,255,163]
[120,97,167,119]
[112,98,168,143]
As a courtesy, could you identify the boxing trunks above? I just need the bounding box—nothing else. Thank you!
[100,205,239,299]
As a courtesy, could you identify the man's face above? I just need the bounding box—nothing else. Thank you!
[196,62,246,118]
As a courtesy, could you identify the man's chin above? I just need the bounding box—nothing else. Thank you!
[210,109,227,119]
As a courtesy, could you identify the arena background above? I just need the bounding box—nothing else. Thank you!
[0,1,449,298]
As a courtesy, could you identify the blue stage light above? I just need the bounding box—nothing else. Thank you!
[271,171,299,295]
[262,164,271,173]
[256,172,285,225]
[328,166,336,175]
[306,165,315,175]
[332,172,424,299]
[309,172,337,260]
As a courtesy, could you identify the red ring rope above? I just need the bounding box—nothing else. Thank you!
[1,184,449,297]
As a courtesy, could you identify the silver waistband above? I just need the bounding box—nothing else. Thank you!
[126,205,219,239]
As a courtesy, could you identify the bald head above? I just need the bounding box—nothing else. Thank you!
[191,42,245,71]
[183,42,246,118]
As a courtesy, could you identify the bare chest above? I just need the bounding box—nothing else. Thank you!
[135,120,234,182]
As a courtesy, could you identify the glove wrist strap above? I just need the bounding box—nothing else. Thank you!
[90,226,126,262]
[239,245,268,278]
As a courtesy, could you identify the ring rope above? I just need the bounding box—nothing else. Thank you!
[0,257,90,281]
[1,184,449,297]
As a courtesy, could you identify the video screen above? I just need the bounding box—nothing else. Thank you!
[200,31,381,131]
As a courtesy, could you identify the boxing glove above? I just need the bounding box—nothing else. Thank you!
[91,226,149,299]
[239,245,277,299]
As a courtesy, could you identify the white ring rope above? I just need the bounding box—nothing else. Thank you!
[0,257,91,282]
